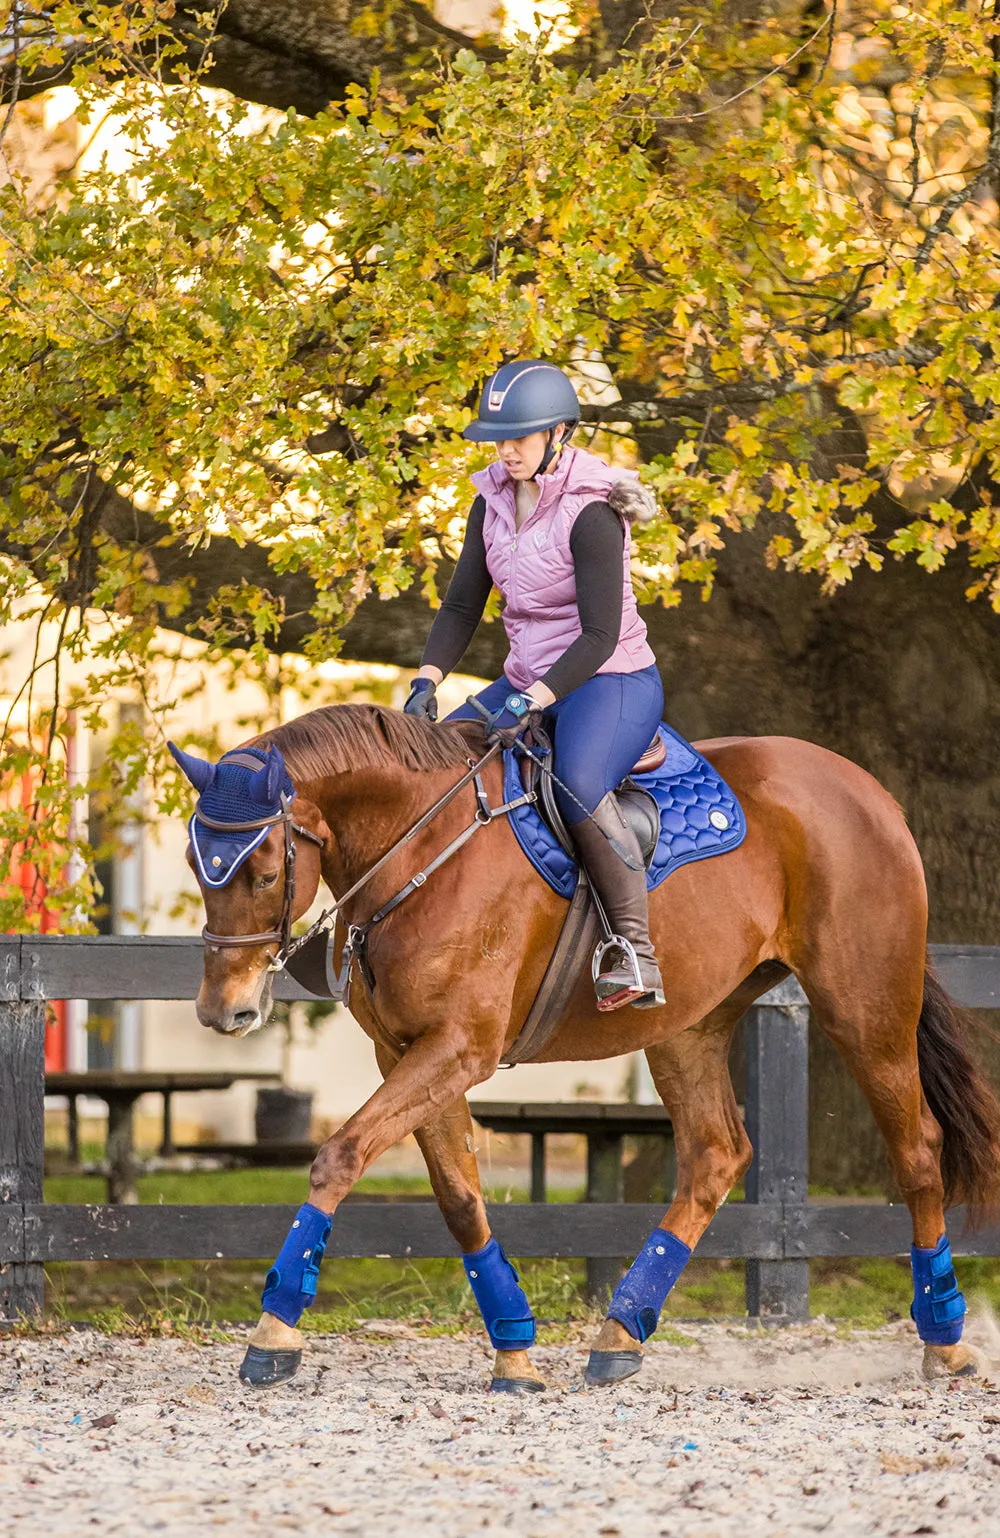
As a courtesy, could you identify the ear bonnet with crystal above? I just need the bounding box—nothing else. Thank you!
[168,743,295,887]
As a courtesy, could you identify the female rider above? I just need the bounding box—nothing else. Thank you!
[404,359,665,1010]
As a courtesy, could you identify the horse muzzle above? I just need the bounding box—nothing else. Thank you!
[196,971,274,1036]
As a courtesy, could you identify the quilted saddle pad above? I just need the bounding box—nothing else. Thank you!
[502,723,747,900]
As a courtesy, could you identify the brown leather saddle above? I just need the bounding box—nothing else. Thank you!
[518,729,665,868]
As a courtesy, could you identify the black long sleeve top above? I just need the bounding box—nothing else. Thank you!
[420,497,626,699]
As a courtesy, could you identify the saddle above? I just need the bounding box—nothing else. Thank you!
[518,728,664,869]
[500,723,747,1064]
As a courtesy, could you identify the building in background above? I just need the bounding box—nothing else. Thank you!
[1,610,637,1143]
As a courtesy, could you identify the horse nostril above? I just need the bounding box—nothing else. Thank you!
[232,1010,260,1032]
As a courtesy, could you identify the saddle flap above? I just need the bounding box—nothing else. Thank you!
[537,769,658,870]
[617,785,660,867]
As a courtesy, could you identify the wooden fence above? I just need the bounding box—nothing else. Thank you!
[3,936,1000,1324]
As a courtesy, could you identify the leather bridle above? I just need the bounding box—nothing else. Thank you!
[194,737,534,999]
[198,792,325,968]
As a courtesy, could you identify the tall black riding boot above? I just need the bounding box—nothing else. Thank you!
[570,793,665,1011]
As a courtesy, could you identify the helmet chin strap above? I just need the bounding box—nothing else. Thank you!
[531,425,569,480]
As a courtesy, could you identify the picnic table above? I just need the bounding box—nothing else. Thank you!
[45,1071,280,1204]
[470,1100,675,1297]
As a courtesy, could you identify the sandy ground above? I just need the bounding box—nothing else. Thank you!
[3,1318,1000,1537]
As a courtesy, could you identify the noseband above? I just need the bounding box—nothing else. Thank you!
[198,793,325,970]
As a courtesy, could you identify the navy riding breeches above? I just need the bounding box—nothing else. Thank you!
[446,664,664,826]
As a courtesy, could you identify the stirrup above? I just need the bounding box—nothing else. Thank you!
[592,935,646,1012]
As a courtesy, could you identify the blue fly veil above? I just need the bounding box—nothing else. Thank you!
[168,742,295,887]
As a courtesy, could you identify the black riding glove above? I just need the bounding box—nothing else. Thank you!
[403,677,438,721]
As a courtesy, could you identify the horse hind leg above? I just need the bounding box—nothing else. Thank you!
[586,1000,752,1386]
[806,965,1000,1381]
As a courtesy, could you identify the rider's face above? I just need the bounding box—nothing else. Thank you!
[497,426,568,480]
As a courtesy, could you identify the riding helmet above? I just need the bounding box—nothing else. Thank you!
[463,360,580,442]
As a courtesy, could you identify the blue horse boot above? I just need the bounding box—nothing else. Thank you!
[913,1234,978,1381]
[239,1203,333,1388]
[464,1237,546,1394]
[585,1229,691,1386]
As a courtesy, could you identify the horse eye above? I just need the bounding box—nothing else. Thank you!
[256,872,279,890]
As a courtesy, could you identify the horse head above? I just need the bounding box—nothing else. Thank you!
[169,741,329,1036]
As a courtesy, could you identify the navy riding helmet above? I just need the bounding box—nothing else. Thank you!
[464,359,580,476]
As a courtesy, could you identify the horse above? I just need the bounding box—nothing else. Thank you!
[173,703,1000,1391]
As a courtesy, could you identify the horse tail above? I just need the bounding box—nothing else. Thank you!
[917,962,1000,1225]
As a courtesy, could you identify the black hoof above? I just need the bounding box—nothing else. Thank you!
[489,1376,547,1395]
[584,1348,643,1387]
[238,1344,302,1388]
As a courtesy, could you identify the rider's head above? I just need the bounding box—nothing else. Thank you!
[463,360,580,480]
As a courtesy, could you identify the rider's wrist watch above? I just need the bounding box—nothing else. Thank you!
[505,691,539,719]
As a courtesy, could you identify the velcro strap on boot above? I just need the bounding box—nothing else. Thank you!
[261,1202,333,1328]
[607,1228,692,1344]
[463,1237,536,1350]
[910,1234,966,1345]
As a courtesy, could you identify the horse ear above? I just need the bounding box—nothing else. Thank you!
[168,741,216,794]
[248,746,286,805]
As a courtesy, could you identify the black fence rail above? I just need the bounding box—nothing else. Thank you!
[3,937,1000,1323]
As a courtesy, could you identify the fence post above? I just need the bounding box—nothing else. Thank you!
[743,979,810,1323]
[0,939,45,1319]
[584,1132,625,1303]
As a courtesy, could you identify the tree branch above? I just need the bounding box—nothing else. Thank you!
[1,0,502,115]
[578,342,939,423]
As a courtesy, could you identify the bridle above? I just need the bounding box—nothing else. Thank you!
[195,738,534,994]
[198,793,325,968]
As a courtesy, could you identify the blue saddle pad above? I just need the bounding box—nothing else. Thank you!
[503,723,747,900]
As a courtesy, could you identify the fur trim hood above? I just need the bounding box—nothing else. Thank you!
[607,477,658,526]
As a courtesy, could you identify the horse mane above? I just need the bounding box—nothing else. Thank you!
[253,704,480,782]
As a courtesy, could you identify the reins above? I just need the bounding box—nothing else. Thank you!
[199,738,535,1003]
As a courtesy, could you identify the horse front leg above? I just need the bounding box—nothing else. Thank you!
[239,1025,520,1388]
[371,1039,544,1392]
[586,1007,752,1387]
[412,1095,546,1394]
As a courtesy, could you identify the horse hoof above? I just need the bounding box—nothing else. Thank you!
[584,1349,643,1386]
[922,1341,979,1381]
[489,1376,547,1395]
[238,1344,303,1388]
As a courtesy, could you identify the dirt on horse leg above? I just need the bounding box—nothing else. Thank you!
[412,1098,545,1394]
[589,1010,752,1384]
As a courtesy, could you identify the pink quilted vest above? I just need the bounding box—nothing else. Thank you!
[471,446,656,693]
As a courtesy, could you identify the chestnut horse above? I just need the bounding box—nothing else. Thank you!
[182,704,1000,1389]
